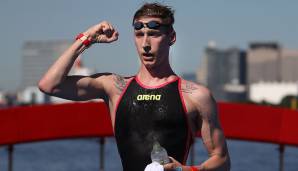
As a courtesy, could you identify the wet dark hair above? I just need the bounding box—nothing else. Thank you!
[133,2,175,27]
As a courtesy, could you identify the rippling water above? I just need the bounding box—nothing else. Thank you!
[0,138,297,171]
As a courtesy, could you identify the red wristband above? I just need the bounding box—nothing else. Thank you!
[190,166,199,171]
[75,33,91,47]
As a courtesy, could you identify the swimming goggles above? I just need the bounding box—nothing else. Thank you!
[133,21,169,30]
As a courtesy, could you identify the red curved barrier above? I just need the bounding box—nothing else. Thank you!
[0,102,113,145]
[0,102,297,146]
[218,102,298,146]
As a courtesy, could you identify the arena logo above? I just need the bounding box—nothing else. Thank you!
[136,94,162,101]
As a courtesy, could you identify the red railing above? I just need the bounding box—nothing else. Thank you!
[0,102,113,145]
[0,102,297,171]
[1,102,297,146]
[218,102,298,146]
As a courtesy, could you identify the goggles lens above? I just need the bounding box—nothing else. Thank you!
[133,21,165,30]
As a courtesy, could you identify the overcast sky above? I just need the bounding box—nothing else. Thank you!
[1,0,298,91]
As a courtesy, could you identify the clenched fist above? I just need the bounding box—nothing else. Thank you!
[84,21,119,44]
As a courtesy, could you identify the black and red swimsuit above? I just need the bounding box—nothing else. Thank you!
[114,76,192,171]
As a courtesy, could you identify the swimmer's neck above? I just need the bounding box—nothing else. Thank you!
[136,64,177,86]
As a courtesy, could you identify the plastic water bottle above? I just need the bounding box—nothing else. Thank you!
[150,141,170,165]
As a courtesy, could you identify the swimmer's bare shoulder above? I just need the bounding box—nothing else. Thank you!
[180,79,212,107]
[98,73,134,98]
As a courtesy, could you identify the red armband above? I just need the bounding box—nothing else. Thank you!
[190,166,199,171]
[75,33,91,47]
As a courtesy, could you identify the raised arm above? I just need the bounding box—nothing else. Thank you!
[38,21,119,101]
[195,87,230,171]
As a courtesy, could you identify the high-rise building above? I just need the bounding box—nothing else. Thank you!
[281,49,298,81]
[247,42,281,84]
[247,42,298,83]
[198,41,298,103]
[21,40,72,89]
[197,43,247,101]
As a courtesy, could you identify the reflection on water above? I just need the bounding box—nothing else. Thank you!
[0,138,297,171]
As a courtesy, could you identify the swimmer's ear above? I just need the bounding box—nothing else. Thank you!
[169,30,176,46]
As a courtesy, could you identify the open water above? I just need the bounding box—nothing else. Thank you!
[0,138,297,171]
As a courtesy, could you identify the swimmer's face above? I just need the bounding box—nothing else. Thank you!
[133,17,176,68]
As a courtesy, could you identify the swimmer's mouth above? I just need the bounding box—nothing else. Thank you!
[142,53,154,57]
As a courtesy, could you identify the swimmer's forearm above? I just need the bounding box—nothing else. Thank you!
[196,154,230,171]
[38,40,87,93]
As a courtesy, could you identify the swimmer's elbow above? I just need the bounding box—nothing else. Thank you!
[218,150,231,171]
[220,153,231,171]
[207,152,231,171]
[38,78,55,95]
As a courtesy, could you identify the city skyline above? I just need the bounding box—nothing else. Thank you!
[1,0,298,91]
